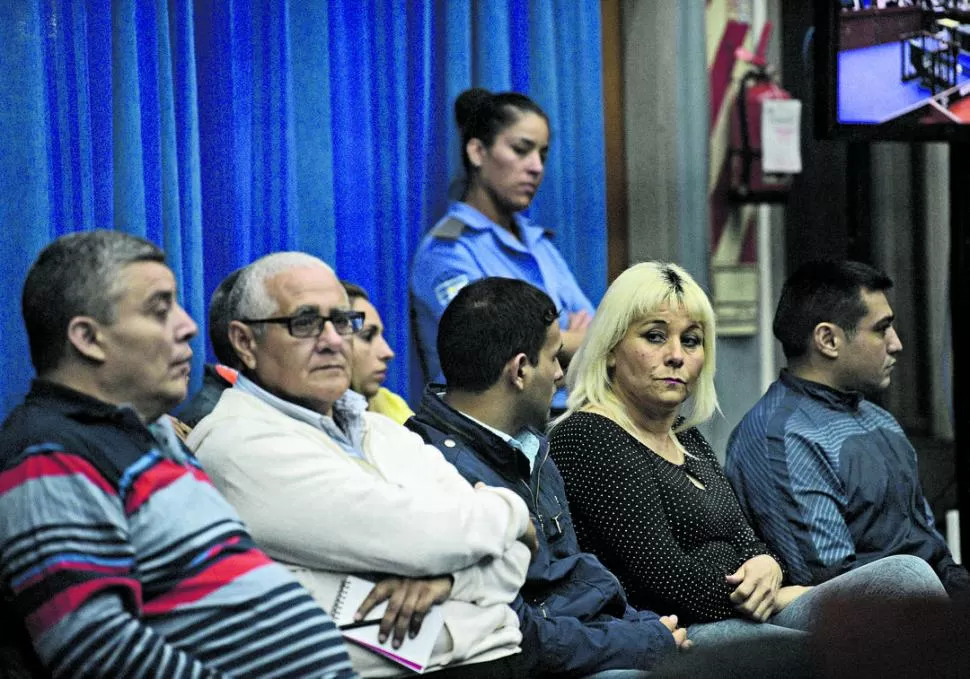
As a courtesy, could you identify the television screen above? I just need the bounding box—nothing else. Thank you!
[816,0,970,139]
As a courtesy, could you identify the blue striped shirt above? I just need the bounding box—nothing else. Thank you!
[725,370,967,592]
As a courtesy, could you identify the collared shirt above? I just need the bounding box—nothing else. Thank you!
[458,411,542,472]
[234,373,369,459]
[410,202,595,409]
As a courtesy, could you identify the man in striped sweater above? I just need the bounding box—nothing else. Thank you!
[0,231,356,678]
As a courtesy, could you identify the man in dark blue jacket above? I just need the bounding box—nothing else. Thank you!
[406,277,689,678]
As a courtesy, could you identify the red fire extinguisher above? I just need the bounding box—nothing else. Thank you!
[729,64,796,203]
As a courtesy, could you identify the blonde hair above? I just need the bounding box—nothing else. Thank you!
[563,261,719,433]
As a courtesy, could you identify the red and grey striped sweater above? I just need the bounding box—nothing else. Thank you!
[0,380,356,678]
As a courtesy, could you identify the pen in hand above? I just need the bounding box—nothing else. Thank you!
[339,618,382,631]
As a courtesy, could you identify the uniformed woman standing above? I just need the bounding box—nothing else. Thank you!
[411,88,595,411]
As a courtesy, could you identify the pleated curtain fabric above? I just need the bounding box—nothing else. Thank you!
[0,0,607,416]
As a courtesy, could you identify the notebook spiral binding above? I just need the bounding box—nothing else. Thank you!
[331,578,353,621]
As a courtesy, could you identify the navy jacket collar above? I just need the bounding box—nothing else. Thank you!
[414,385,537,481]
[779,369,864,412]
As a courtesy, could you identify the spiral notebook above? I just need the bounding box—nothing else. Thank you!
[331,575,445,674]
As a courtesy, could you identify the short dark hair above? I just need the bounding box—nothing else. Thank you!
[209,267,244,367]
[455,88,549,182]
[341,280,369,304]
[773,260,894,360]
[22,230,166,374]
[438,277,558,392]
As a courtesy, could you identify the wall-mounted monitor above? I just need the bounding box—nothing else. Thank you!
[816,0,970,140]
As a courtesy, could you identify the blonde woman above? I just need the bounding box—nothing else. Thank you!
[548,262,945,646]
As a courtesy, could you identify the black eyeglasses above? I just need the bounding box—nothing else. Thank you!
[241,310,365,338]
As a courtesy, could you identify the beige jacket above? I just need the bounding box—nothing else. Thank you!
[188,388,531,677]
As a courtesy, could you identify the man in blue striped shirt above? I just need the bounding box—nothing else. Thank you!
[726,260,968,595]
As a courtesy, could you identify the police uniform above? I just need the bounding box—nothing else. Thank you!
[410,202,594,409]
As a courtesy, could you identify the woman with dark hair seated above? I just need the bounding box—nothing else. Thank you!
[548,262,946,646]
[341,280,414,424]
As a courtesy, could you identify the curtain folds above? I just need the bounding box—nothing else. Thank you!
[0,0,607,416]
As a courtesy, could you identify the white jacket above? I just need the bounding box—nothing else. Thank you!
[188,388,531,677]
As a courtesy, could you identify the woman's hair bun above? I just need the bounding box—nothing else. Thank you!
[454,88,492,130]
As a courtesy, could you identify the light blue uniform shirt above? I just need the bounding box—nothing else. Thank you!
[410,202,595,409]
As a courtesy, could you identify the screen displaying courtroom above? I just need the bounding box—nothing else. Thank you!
[837,0,970,125]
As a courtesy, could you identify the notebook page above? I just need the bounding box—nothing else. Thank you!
[331,575,445,674]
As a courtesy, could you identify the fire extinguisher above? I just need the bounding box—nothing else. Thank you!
[729,65,795,203]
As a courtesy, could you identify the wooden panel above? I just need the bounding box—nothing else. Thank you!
[601,0,628,282]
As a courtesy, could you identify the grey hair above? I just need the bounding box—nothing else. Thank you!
[228,252,338,334]
[23,230,166,374]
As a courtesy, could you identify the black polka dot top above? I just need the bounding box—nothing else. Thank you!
[548,411,782,625]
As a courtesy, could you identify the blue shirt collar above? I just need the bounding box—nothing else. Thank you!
[458,410,542,472]
[449,202,545,252]
[234,373,369,458]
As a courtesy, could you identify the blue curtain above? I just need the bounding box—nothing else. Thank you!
[0,0,607,417]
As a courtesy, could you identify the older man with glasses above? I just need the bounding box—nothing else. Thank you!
[187,252,537,678]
